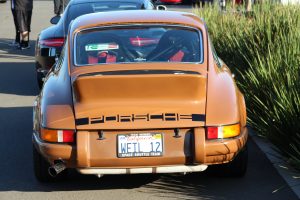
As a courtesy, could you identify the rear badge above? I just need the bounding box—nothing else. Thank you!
[76,113,205,126]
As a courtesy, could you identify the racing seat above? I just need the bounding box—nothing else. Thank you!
[146,30,199,62]
[88,51,117,64]
[79,33,124,65]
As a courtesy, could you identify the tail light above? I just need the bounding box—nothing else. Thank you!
[130,37,159,47]
[206,124,241,139]
[39,38,65,47]
[40,128,75,143]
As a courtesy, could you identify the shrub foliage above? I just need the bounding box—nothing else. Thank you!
[195,4,300,170]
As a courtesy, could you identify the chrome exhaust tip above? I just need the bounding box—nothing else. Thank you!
[48,161,66,177]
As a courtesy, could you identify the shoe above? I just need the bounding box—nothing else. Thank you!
[20,44,30,50]
[19,41,30,50]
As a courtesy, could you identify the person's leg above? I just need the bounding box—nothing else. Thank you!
[54,0,60,15]
[245,0,251,11]
[23,10,32,49]
[58,1,63,15]
[11,9,20,46]
[58,0,67,15]
[17,10,32,49]
[232,0,236,10]
[15,10,25,47]
[21,31,29,48]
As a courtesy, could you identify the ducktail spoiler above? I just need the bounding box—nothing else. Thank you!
[72,71,207,130]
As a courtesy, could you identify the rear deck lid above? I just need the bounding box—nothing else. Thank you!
[72,69,207,130]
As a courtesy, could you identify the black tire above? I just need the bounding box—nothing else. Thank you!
[208,145,248,177]
[36,71,44,90]
[33,145,67,182]
[35,62,44,90]
[35,62,45,90]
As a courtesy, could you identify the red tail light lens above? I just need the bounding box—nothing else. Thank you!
[61,130,75,143]
[41,128,75,143]
[207,127,218,139]
[39,38,65,47]
[130,37,159,47]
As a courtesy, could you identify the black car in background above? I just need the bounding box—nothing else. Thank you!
[35,0,159,88]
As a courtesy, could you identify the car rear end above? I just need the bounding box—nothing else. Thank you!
[72,67,208,174]
[33,12,248,180]
[70,23,245,175]
[39,23,212,175]
[35,32,65,72]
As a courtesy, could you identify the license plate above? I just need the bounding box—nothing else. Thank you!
[117,133,163,157]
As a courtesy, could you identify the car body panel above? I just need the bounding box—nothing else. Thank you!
[34,50,76,130]
[69,11,205,36]
[73,73,207,130]
[33,127,248,168]
[205,63,241,126]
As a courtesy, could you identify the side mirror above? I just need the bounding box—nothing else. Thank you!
[156,5,167,10]
[50,15,61,25]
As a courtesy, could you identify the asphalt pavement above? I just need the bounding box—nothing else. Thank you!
[0,1,298,200]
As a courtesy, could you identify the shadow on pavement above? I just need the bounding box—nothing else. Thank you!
[0,62,39,96]
[0,104,297,200]
[138,140,298,200]
[0,38,35,59]
[0,105,161,191]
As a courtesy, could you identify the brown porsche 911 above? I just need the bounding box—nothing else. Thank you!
[32,10,248,182]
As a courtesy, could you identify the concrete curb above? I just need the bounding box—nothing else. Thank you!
[249,129,300,198]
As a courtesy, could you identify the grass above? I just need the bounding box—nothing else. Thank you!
[194,3,300,170]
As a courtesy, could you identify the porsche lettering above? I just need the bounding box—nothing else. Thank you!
[75,113,205,125]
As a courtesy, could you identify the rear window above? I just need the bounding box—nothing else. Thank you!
[74,26,203,66]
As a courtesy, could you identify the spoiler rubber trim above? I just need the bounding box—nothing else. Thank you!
[77,70,201,77]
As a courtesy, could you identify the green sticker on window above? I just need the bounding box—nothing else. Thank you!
[85,43,119,51]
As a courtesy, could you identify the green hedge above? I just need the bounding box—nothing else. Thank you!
[194,4,300,170]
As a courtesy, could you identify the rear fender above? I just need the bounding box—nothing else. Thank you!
[205,63,241,126]
[39,56,75,130]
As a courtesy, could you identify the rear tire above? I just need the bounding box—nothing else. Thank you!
[35,62,44,90]
[209,145,248,177]
[36,71,44,90]
[33,145,67,182]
